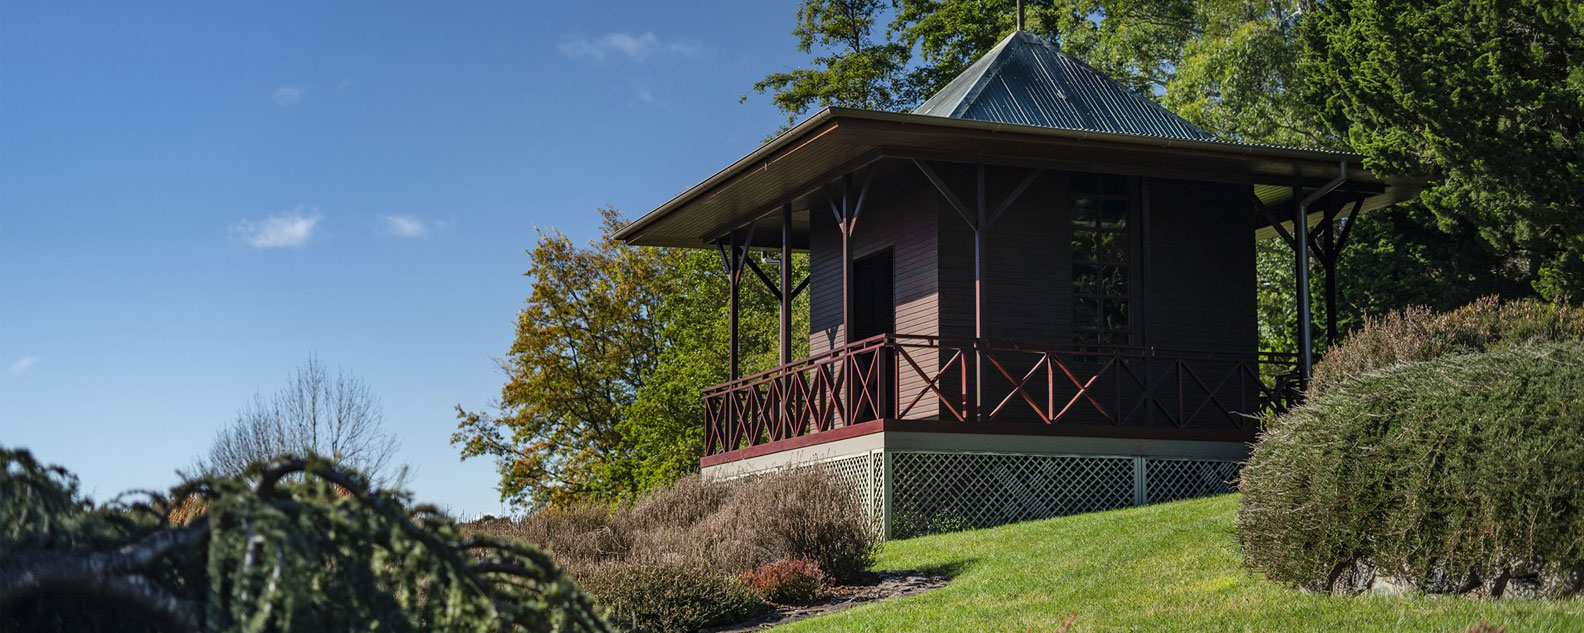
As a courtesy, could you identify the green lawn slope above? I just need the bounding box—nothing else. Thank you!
[777,495,1582,632]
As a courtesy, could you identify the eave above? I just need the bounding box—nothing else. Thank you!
[614,107,1418,250]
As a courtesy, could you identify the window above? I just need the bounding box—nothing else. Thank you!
[1071,173,1132,346]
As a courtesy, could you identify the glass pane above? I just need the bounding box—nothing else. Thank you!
[1102,174,1128,195]
[1100,198,1128,227]
[1072,264,1097,295]
[1103,331,1131,346]
[1075,297,1099,327]
[1101,266,1128,295]
[1072,195,1097,225]
[1098,230,1128,263]
[1072,229,1097,262]
[1104,300,1130,330]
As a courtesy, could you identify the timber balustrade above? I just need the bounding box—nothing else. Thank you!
[702,334,1300,457]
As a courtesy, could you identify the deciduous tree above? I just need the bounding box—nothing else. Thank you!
[453,207,804,507]
[453,208,671,507]
[195,354,402,484]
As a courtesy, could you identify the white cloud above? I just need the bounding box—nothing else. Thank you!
[273,85,305,106]
[232,208,321,249]
[559,32,701,62]
[9,356,38,376]
[381,215,428,238]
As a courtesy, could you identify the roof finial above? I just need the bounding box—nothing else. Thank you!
[1015,0,1025,31]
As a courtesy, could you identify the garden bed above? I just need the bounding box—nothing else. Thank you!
[704,570,947,632]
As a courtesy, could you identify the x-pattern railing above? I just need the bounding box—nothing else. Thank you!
[703,334,1299,456]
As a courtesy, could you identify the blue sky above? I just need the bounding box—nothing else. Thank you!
[0,1,811,516]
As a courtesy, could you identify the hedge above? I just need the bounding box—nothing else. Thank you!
[1239,342,1584,596]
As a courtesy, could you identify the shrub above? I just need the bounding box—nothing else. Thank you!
[1,449,608,632]
[1311,296,1584,395]
[699,469,878,583]
[624,475,731,531]
[1239,343,1584,595]
[740,560,825,604]
[461,469,878,628]
[464,504,631,564]
[575,562,764,633]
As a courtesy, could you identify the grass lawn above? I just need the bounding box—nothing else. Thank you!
[776,495,1583,632]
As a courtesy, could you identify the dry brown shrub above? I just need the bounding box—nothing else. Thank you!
[1310,296,1583,396]
[624,474,731,532]
[705,468,876,583]
[739,559,825,604]
[166,493,208,526]
[459,469,876,630]
[463,503,630,564]
[461,469,877,581]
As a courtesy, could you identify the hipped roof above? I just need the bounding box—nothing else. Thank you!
[914,30,1215,142]
[615,32,1414,250]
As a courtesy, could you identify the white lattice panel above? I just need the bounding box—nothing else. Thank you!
[815,452,886,535]
[887,452,1135,538]
[1145,459,1241,504]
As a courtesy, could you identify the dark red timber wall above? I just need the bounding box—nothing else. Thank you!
[801,165,1261,430]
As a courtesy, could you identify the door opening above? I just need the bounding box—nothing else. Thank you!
[851,249,894,340]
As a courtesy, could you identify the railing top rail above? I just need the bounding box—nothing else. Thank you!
[702,333,892,394]
[881,334,1298,363]
[702,333,1298,397]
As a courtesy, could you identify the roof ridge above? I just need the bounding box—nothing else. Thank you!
[948,36,1019,118]
[914,29,1215,142]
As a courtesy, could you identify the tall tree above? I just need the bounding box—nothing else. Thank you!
[1300,0,1584,300]
[454,210,802,507]
[453,209,672,507]
[194,354,402,484]
[757,0,1328,148]
[619,250,809,492]
[749,0,915,124]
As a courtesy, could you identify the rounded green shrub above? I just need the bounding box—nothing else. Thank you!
[1239,342,1584,596]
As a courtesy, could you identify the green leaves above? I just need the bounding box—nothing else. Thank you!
[453,208,674,508]
[455,210,805,508]
[1301,0,1584,300]
[751,0,914,124]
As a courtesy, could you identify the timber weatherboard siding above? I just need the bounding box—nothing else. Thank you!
[802,167,1263,428]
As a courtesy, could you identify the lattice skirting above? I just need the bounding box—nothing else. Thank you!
[787,451,1241,539]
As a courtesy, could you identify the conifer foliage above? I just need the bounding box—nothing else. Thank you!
[0,448,610,633]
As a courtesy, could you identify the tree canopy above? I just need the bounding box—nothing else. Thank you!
[454,210,805,508]
[1300,0,1584,300]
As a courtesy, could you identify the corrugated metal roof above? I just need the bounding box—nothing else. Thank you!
[915,30,1216,142]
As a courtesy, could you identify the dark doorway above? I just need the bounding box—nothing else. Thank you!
[851,249,894,340]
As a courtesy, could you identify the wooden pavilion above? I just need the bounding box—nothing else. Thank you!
[615,29,1412,536]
